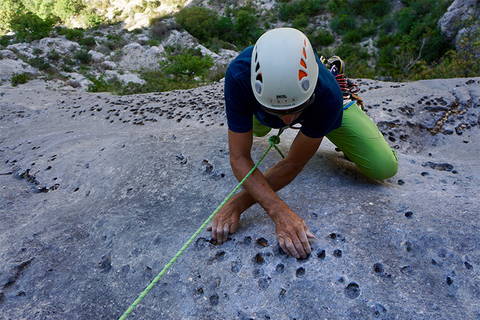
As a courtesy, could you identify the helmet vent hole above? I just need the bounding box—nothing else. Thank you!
[301,79,310,91]
[256,73,263,82]
[298,70,308,80]
[255,62,260,72]
[255,81,262,94]
[300,58,306,69]
[302,47,307,59]
[255,52,258,63]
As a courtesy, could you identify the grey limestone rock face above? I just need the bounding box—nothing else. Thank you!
[36,37,81,56]
[101,60,118,70]
[162,29,199,49]
[0,77,480,320]
[160,30,237,72]
[438,0,480,56]
[103,70,146,85]
[0,59,38,83]
[118,42,165,71]
[88,50,106,63]
[6,43,36,59]
[0,50,17,60]
[438,0,479,40]
[60,72,93,90]
[6,37,81,61]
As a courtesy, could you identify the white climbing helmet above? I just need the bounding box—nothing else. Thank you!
[251,27,319,112]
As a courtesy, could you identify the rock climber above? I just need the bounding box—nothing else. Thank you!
[208,27,398,259]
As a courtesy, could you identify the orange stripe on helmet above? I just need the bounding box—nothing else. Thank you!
[298,70,308,80]
[300,58,306,68]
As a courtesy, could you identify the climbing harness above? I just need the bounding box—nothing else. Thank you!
[118,129,285,320]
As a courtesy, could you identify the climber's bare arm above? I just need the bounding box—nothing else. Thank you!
[210,129,321,258]
[229,129,323,208]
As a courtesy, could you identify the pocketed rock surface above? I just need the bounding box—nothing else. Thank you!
[0,77,479,320]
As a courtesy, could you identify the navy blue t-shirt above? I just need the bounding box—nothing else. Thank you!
[224,46,343,138]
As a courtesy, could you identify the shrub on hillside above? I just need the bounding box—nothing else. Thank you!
[175,6,219,43]
[33,48,44,55]
[343,29,363,43]
[160,47,213,79]
[28,57,52,71]
[292,14,309,30]
[87,76,112,93]
[137,70,199,92]
[0,35,13,47]
[175,6,262,49]
[412,28,480,80]
[328,0,389,18]
[330,14,356,35]
[334,44,374,78]
[374,0,452,78]
[146,39,160,46]
[10,12,56,42]
[87,71,200,95]
[11,73,31,86]
[327,0,350,14]
[232,6,262,46]
[396,7,415,34]
[310,29,334,47]
[414,50,480,80]
[47,49,61,61]
[421,28,451,63]
[74,50,92,64]
[58,27,84,41]
[349,0,390,19]
[335,43,370,61]
[105,34,126,50]
[79,36,96,48]
[279,0,327,21]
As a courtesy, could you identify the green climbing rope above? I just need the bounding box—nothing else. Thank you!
[118,130,285,320]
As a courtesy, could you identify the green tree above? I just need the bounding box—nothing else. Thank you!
[310,29,334,47]
[330,14,356,34]
[10,11,56,41]
[292,14,308,30]
[350,0,390,19]
[175,6,219,43]
[334,44,373,78]
[279,0,326,21]
[343,29,362,43]
[233,7,261,46]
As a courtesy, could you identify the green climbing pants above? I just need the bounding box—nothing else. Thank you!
[253,102,398,180]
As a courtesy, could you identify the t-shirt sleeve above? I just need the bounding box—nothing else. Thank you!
[224,68,253,133]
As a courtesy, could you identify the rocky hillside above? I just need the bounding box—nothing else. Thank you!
[1,0,479,96]
[0,18,237,92]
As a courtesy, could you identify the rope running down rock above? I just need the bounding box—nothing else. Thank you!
[118,129,285,320]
